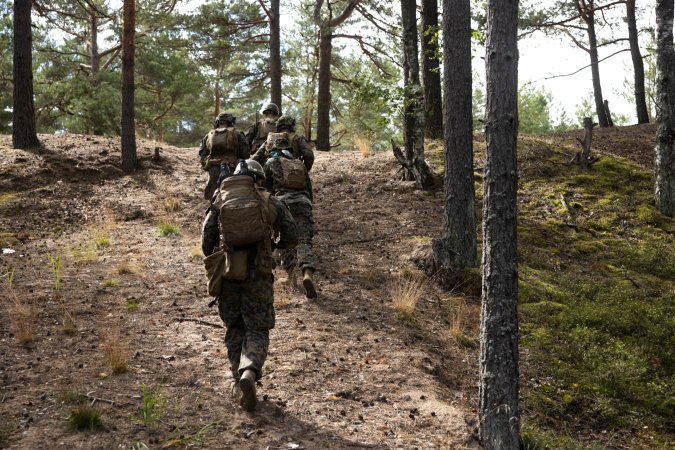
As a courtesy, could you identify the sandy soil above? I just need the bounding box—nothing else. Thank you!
[0,134,481,449]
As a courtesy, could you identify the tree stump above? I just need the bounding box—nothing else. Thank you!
[571,117,600,167]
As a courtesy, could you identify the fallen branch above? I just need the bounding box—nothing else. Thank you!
[175,317,224,329]
[86,391,118,406]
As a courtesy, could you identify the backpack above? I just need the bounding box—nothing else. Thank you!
[206,127,239,165]
[278,157,307,189]
[264,132,289,151]
[216,175,270,248]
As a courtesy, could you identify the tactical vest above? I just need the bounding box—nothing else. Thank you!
[254,120,277,149]
[206,127,239,166]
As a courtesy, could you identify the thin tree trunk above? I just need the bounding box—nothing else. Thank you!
[90,13,100,77]
[397,0,434,189]
[580,1,609,127]
[420,0,443,140]
[12,0,39,149]
[479,0,520,447]
[628,0,649,124]
[270,0,282,110]
[316,26,332,151]
[121,0,137,173]
[432,0,476,280]
[655,0,675,217]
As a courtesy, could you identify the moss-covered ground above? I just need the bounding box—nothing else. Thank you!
[428,133,674,449]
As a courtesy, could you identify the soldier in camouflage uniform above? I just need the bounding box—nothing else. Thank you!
[202,159,297,412]
[252,115,314,172]
[262,138,317,298]
[245,102,279,151]
[198,112,250,200]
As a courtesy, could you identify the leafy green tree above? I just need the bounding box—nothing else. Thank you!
[518,84,553,134]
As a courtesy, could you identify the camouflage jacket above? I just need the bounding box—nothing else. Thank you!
[201,187,297,274]
[198,129,250,170]
[252,132,314,172]
[263,156,313,206]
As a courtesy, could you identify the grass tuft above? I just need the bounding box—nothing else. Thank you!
[388,273,426,320]
[100,278,121,288]
[354,136,372,158]
[100,325,128,374]
[157,222,181,237]
[165,196,183,212]
[67,407,103,431]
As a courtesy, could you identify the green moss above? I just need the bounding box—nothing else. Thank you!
[570,240,605,257]
[458,267,481,297]
[0,232,19,247]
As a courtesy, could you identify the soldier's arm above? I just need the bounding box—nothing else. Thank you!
[245,123,257,148]
[297,136,314,172]
[270,197,298,250]
[201,206,220,256]
[263,163,274,191]
[251,145,267,166]
[198,134,209,167]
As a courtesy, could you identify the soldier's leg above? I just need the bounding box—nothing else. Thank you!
[239,275,275,380]
[291,202,315,272]
[218,281,245,379]
[204,165,220,200]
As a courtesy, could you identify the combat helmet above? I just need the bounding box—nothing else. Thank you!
[214,111,236,128]
[261,102,280,116]
[276,115,296,132]
[234,159,266,181]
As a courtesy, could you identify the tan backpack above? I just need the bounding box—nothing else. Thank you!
[278,157,307,189]
[216,175,270,247]
[206,127,239,165]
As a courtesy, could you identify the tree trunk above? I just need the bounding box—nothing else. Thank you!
[420,0,443,140]
[580,1,609,127]
[479,0,520,447]
[270,0,282,110]
[627,0,649,124]
[397,0,434,189]
[12,0,39,149]
[121,0,137,173]
[315,26,332,151]
[432,0,476,280]
[90,13,100,77]
[655,0,675,217]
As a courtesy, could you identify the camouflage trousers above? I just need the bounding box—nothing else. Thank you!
[280,202,314,271]
[217,274,275,381]
[204,165,220,200]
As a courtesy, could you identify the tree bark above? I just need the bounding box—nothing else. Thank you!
[121,0,137,173]
[627,0,649,124]
[398,0,434,189]
[655,0,675,217]
[420,0,443,140]
[578,0,609,127]
[12,0,40,149]
[479,0,520,447]
[432,0,476,280]
[316,25,332,151]
[314,0,360,151]
[270,0,282,110]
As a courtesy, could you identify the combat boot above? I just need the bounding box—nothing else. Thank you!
[279,266,297,287]
[239,369,257,412]
[302,268,317,299]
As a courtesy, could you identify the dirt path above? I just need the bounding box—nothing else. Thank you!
[0,135,478,449]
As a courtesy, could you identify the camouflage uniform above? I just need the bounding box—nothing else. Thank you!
[246,118,278,153]
[201,183,297,381]
[263,156,314,272]
[252,131,314,172]
[198,124,250,200]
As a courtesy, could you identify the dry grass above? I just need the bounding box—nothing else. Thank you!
[354,136,372,158]
[6,290,35,343]
[70,244,98,263]
[274,285,291,309]
[363,268,380,284]
[388,273,427,320]
[190,245,204,260]
[338,266,350,275]
[100,325,128,374]
[59,300,77,335]
[165,196,184,212]
[116,261,139,275]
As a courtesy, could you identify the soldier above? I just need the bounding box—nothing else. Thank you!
[198,112,249,200]
[202,159,297,412]
[252,115,314,173]
[245,102,279,151]
[263,138,317,299]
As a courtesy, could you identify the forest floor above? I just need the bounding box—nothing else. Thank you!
[0,133,480,449]
[0,124,673,450]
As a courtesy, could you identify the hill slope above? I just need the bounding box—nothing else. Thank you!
[0,134,478,449]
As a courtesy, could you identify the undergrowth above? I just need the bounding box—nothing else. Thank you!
[513,138,675,448]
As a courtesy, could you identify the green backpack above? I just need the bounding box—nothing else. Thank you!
[206,127,239,166]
